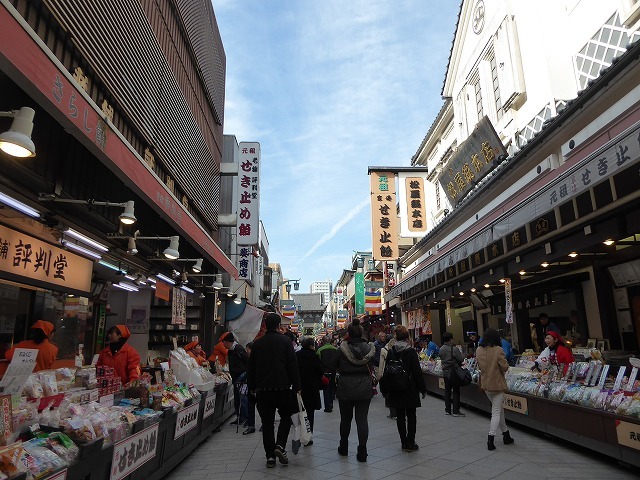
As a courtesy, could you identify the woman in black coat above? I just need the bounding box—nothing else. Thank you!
[297,337,324,434]
[382,325,427,452]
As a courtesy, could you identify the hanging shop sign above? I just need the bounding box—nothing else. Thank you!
[370,171,399,260]
[446,300,452,326]
[438,116,507,205]
[171,288,186,325]
[236,142,261,246]
[504,279,513,324]
[110,424,158,480]
[155,280,171,302]
[383,262,396,292]
[514,290,553,311]
[365,288,382,316]
[236,246,254,282]
[355,272,365,315]
[506,226,528,252]
[174,401,200,439]
[398,173,428,237]
[423,307,433,335]
[0,224,92,293]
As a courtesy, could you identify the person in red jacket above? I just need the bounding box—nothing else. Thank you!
[208,331,230,367]
[532,330,574,375]
[185,340,209,367]
[97,325,141,385]
[6,320,58,372]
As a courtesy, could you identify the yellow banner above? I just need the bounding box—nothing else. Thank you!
[370,171,399,260]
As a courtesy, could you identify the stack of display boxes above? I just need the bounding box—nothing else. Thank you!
[96,366,122,396]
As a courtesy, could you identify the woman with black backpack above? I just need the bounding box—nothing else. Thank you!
[380,325,427,452]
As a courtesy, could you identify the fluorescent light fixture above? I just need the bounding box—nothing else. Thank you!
[65,228,109,252]
[150,284,156,289]
[113,282,139,292]
[147,276,157,284]
[163,236,179,259]
[61,240,102,260]
[124,274,136,281]
[156,273,176,285]
[192,258,203,273]
[99,260,122,272]
[180,285,194,294]
[0,191,40,218]
[0,107,36,157]
[119,200,136,225]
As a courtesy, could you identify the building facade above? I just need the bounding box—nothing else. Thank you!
[385,0,640,352]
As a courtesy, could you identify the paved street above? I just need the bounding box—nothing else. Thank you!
[164,392,637,480]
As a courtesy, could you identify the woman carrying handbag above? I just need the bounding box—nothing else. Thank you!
[475,328,515,450]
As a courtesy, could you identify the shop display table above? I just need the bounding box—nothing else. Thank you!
[35,381,235,480]
[423,372,640,468]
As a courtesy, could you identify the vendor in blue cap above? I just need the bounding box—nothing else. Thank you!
[467,331,480,356]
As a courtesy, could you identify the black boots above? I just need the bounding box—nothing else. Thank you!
[356,445,367,462]
[338,441,348,456]
[487,435,496,451]
[503,431,515,445]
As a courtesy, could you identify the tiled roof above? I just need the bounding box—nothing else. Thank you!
[290,293,324,312]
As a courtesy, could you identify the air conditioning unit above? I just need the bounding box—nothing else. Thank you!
[536,154,559,175]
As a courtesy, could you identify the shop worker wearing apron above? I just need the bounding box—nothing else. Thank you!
[97,325,141,386]
[6,320,58,372]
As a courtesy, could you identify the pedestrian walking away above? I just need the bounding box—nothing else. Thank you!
[380,325,427,452]
[247,313,301,468]
[475,328,515,450]
[378,334,398,419]
[316,335,338,413]
[297,336,324,439]
[439,331,465,417]
[329,319,375,462]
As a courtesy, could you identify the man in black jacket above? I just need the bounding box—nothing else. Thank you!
[222,332,248,425]
[247,313,301,468]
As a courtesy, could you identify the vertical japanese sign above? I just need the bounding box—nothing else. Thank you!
[505,278,513,324]
[383,261,396,293]
[355,272,365,315]
[0,224,92,292]
[446,300,452,326]
[236,142,261,246]
[423,307,433,335]
[172,288,186,325]
[370,171,399,260]
[236,246,254,282]
[398,174,428,236]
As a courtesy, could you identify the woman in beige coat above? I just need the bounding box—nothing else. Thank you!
[475,328,515,450]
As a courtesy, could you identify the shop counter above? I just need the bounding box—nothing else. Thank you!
[423,372,640,468]
[39,382,235,480]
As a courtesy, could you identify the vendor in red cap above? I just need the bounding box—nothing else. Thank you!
[531,331,574,375]
[6,320,58,372]
[185,341,209,367]
[208,331,231,366]
[97,325,141,386]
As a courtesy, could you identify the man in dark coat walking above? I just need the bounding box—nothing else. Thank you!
[297,337,324,435]
[222,332,248,425]
[247,313,301,468]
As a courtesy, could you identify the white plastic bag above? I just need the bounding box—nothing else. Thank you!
[296,392,313,446]
[290,412,301,455]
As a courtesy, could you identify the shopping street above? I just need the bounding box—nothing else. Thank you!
[165,392,638,480]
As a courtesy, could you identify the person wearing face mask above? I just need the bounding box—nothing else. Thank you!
[96,325,141,386]
[531,331,574,375]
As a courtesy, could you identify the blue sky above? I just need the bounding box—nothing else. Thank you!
[212,1,460,290]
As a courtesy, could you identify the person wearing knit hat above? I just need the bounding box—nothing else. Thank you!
[6,320,58,372]
[185,341,208,367]
[531,330,574,375]
[96,325,141,385]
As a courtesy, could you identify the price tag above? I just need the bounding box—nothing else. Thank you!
[502,393,528,415]
[91,354,100,366]
[438,378,445,390]
[613,366,626,391]
[597,364,610,388]
[111,424,158,480]
[624,367,638,392]
[203,393,217,419]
